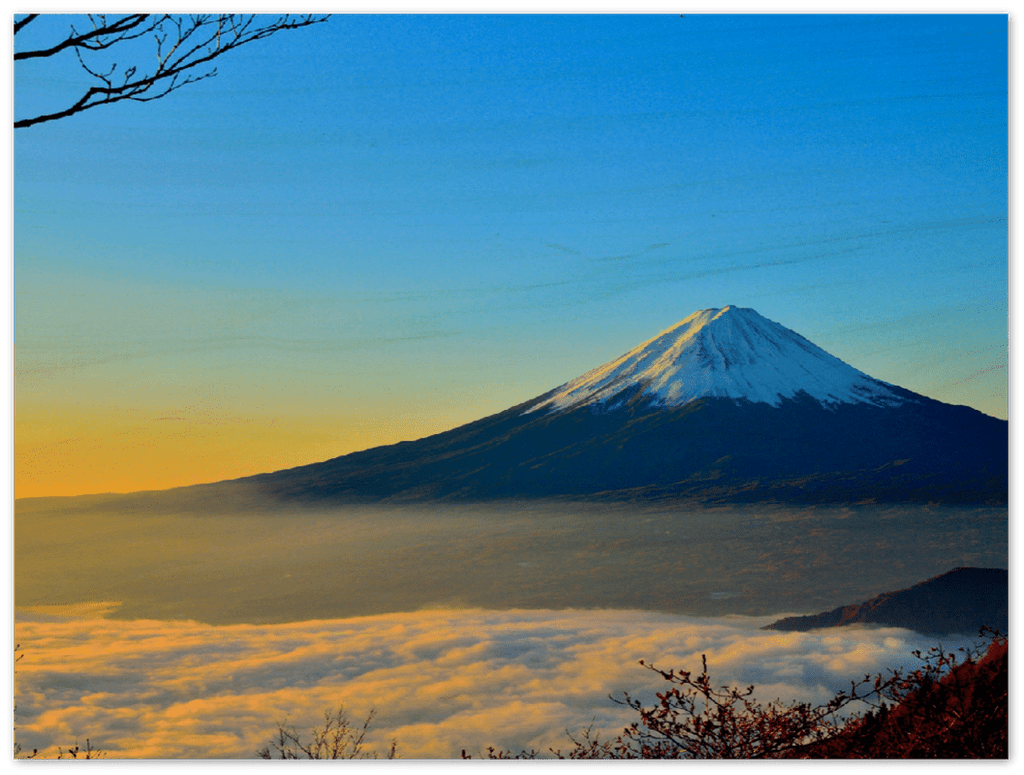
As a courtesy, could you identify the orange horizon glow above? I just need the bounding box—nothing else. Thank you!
[13,407,465,500]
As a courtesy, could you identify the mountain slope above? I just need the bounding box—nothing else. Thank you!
[527,306,904,413]
[241,307,1006,505]
[763,567,1008,635]
[244,390,1004,504]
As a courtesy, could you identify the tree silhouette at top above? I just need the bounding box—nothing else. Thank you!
[14,14,329,128]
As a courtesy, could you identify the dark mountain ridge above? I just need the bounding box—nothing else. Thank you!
[243,388,1005,505]
[763,567,1008,635]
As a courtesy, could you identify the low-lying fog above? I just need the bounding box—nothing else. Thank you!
[15,499,1006,758]
[16,500,1008,625]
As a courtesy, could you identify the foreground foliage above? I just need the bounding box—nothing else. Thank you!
[464,629,1007,759]
[796,634,1007,758]
[258,706,397,759]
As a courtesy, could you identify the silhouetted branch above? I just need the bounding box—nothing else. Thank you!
[14,14,329,128]
[13,15,39,36]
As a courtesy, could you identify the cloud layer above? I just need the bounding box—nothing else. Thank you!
[14,607,979,759]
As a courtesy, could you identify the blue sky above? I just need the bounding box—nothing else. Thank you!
[12,13,1008,496]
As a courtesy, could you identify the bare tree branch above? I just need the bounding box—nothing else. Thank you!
[15,15,157,61]
[14,14,329,128]
[13,15,39,35]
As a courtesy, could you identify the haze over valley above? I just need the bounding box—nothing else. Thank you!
[16,500,1007,626]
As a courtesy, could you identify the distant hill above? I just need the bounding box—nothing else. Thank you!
[763,567,1007,635]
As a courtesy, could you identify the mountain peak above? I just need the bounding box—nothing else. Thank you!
[526,306,907,414]
[240,305,1004,505]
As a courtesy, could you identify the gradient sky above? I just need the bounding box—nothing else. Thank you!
[13,13,1008,498]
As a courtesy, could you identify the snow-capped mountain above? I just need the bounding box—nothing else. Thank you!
[221,306,1006,506]
[527,306,905,414]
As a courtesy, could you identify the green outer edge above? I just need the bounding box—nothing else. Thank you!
[6,3,1015,769]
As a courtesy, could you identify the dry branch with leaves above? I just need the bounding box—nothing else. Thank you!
[464,628,1008,760]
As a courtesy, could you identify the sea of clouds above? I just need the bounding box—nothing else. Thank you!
[13,606,983,760]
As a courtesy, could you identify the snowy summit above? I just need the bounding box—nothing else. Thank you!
[527,306,907,414]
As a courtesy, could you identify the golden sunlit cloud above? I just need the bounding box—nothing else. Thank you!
[14,607,980,759]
